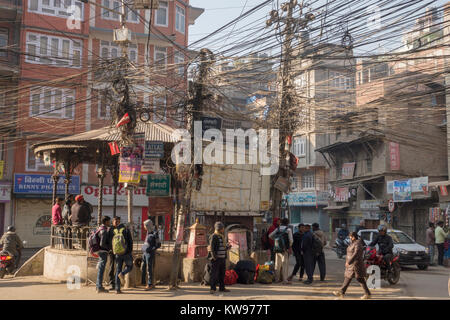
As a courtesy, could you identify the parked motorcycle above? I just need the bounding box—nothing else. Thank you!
[334,237,350,259]
[364,246,401,285]
[0,250,15,279]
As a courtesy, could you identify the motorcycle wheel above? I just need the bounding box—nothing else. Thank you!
[387,262,401,285]
[0,269,5,279]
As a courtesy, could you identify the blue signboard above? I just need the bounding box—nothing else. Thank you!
[283,191,329,207]
[14,174,80,196]
[144,141,164,159]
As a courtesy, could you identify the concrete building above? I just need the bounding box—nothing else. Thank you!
[4,0,203,247]
[285,43,355,235]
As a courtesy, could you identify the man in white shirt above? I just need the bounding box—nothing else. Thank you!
[269,218,293,284]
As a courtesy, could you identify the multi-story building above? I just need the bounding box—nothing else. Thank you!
[7,0,203,246]
[0,0,22,237]
[284,42,355,235]
[316,6,449,244]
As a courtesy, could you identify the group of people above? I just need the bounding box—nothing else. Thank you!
[426,220,449,266]
[93,216,160,294]
[265,218,327,285]
[52,194,94,249]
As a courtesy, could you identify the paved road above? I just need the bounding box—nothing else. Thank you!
[0,248,448,299]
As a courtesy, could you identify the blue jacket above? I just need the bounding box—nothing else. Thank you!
[301,230,313,254]
[142,231,159,255]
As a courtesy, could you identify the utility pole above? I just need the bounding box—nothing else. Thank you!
[266,0,314,218]
[169,48,213,289]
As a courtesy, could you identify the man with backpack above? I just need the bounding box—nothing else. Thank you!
[266,217,280,262]
[112,217,133,294]
[92,216,111,293]
[107,216,120,291]
[301,224,315,284]
[141,219,161,290]
[312,223,326,281]
[269,218,293,284]
[288,223,305,281]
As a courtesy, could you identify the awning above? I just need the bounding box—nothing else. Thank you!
[323,204,349,210]
[428,180,450,187]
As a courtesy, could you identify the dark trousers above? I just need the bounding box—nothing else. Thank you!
[303,252,315,282]
[108,252,115,287]
[270,247,275,262]
[210,258,226,291]
[115,254,133,291]
[313,252,326,280]
[437,243,445,265]
[383,253,393,270]
[291,254,305,279]
[141,253,155,286]
[96,251,108,289]
[340,277,371,296]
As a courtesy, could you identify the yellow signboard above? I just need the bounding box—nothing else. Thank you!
[0,161,4,179]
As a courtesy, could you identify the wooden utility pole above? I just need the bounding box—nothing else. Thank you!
[267,0,314,218]
[169,48,213,289]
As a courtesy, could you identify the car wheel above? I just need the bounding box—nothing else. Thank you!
[417,264,428,270]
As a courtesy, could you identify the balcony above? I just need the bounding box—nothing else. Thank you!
[0,0,22,20]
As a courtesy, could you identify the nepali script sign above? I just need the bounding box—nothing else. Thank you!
[13,174,80,195]
[146,174,171,197]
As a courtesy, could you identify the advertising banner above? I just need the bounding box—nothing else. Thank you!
[144,141,164,159]
[118,133,144,184]
[389,142,400,170]
[393,180,412,202]
[341,162,356,179]
[335,187,349,202]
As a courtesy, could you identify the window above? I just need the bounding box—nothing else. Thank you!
[29,87,75,119]
[155,1,168,27]
[26,32,82,68]
[153,96,166,122]
[154,46,167,70]
[97,91,111,119]
[291,176,299,192]
[102,0,138,23]
[292,136,305,157]
[174,51,184,76]
[26,142,52,172]
[175,5,185,34]
[301,171,315,189]
[0,29,8,57]
[128,44,137,63]
[28,0,84,20]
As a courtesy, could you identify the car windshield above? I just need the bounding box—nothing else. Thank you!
[387,231,415,244]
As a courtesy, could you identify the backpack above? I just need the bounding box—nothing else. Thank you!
[273,227,290,253]
[112,227,127,255]
[88,225,105,254]
[261,230,271,250]
[224,270,238,285]
[312,234,324,256]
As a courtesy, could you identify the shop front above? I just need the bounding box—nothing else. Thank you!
[13,173,80,247]
[284,191,329,232]
[0,183,12,237]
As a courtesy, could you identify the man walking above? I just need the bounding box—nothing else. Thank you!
[301,224,315,284]
[141,219,160,290]
[426,222,436,266]
[107,217,120,291]
[288,223,305,281]
[95,216,111,293]
[435,221,449,266]
[112,219,133,294]
[312,223,327,281]
[208,222,231,294]
[269,218,293,284]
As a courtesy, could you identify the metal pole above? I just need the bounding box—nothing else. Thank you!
[97,166,105,226]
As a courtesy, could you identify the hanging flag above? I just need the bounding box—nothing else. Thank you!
[440,185,448,196]
[116,113,131,127]
[109,142,120,155]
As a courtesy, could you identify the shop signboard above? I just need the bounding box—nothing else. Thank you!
[284,191,328,206]
[0,184,11,202]
[144,141,164,159]
[13,174,80,196]
[341,162,356,179]
[148,196,174,216]
[146,174,171,196]
[393,179,412,202]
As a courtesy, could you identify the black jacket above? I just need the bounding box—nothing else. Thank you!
[292,231,303,256]
[98,225,110,251]
[369,234,394,255]
[70,201,92,226]
[110,224,133,255]
[209,233,227,260]
[301,230,313,255]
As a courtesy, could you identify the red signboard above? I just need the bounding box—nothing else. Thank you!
[389,142,400,170]
[148,196,174,216]
[342,162,356,179]
[335,187,349,202]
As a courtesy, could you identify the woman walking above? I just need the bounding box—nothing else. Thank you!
[333,232,371,299]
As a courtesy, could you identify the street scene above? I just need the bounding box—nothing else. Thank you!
[0,0,449,302]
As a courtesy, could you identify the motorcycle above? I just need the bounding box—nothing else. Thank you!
[334,237,350,259]
[364,246,401,285]
[0,250,15,279]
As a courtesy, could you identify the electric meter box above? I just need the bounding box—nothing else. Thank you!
[113,28,132,43]
[134,0,159,9]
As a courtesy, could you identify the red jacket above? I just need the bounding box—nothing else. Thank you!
[267,217,280,247]
[52,204,63,225]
